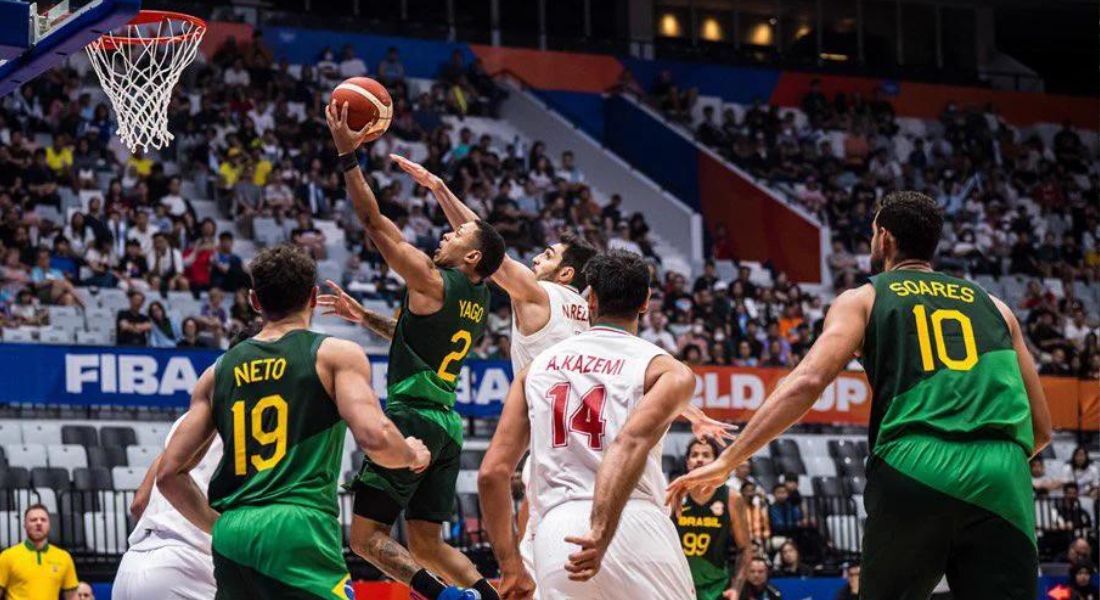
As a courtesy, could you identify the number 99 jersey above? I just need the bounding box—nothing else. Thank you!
[523,325,671,521]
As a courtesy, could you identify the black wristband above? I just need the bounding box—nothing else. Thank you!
[337,151,359,172]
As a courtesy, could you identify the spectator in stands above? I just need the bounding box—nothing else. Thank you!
[640,311,677,353]
[147,233,188,293]
[607,221,642,255]
[772,541,812,578]
[10,288,45,326]
[834,563,860,600]
[177,317,205,348]
[1062,446,1100,498]
[116,290,151,346]
[223,58,251,87]
[740,481,771,556]
[290,212,327,259]
[147,301,180,348]
[1056,483,1094,537]
[767,483,806,543]
[740,557,782,600]
[1031,457,1064,495]
[1059,537,1094,567]
[1069,563,1097,600]
[31,247,80,306]
[209,232,247,292]
[338,44,368,78]
[377,47,405,84]
[0,505,79,599]
[183,219,217,292]
[76,581,95,599]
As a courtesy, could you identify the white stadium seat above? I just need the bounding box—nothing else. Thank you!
[47,445,88,471]
[125,446,160,469]
[83,510,129,554]
[803,456,838,478]
[0,423,22,445]
[4,444,48,469]
[135,423,170,447]
[826,515,862,553]
[21,422,63,446]
[0,512,23,548]
[112,467,146,490]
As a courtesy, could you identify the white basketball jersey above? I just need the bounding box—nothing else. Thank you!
[129,413,223,552]
[524,326,670,520]
[510,282,589,372]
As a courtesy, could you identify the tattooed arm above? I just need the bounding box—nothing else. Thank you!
[317,279,397,341]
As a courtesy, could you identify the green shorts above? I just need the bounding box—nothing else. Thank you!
[862,436,1037,600]
[212,504,351,600]
[353,403,462,524]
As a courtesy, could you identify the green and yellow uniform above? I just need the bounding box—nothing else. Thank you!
[675,485,733,600]
[860,270,1037,599]
[208,330,351,599]
[0,541,78,599]
[354,267,489,523]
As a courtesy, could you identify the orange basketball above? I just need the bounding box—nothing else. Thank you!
[331,76,393,135]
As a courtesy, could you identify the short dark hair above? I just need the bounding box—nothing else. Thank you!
[249,244,316,319]
[219,231,234,241]
[583,250,650,319]
[472,220,506,279]
[24,503,48,518]
[558,232,598,290]
[874,191,943,262]
[684,437,721,469]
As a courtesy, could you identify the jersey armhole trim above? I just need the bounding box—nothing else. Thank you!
[405,267,452,319]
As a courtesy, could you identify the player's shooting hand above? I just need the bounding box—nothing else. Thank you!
[665,459,732,515]
[389,154,442,192]
[691,416,738,448]
[498,561,537,600]
[563,530,610,582]
[325,101,373,155]
[317,279,366,324]
[405,437,431,473]
[722,587,740,600]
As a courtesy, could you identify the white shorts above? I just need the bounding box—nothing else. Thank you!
[533,499,695,599]
[113,543,216,600]
[519,517,540,600]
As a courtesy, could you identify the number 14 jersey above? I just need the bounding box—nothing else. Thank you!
[524,326,670,520]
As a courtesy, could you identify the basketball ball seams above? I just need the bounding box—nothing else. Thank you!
[332,78,393,135]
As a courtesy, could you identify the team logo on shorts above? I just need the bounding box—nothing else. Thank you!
[710,501,724,516]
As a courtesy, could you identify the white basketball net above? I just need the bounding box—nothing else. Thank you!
[85,14,206,153]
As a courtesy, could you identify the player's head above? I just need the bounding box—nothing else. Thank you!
[871,191,943,272]
[747,558,769,585]
[248,245,317,321]
[684,438,721,472]
[531,231,598,289]
[23,503,49,543]
[582,250,651,323]
[434,220,506,280]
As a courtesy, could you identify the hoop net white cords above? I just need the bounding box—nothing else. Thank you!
[85,17,205,153]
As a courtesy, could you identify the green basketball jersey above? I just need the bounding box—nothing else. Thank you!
[862,270,1033,455]
[208,330,346,517]
[675,485,732,600]
[386,267,489,442]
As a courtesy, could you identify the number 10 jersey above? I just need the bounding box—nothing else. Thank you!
[524,326,671,520]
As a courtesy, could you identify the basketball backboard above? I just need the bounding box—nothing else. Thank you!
[0,0,139,96]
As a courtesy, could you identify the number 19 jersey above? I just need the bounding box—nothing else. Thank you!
[208,330,346,517]
[524,326,670,520]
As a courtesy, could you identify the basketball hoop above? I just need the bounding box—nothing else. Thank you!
[85,10,206,153]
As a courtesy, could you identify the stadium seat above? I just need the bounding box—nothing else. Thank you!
[61,425,99,448]
[47,445,88,471]
[769,439,801,459]
[86,446,128,470]
[0,511,22,548]
[0,424,20,445]
[20,422,62,446]
[39,327,74,344]
[835,456,866,478]
[0,487,36,512]
[49,510,86,549]
[30,467,71,491]
[852,495,868,520]
[662,455,680,477]
[847,476,867,495]
[803,456,837,478]
[826,515,862,553]
[827,440,865,461]
[0,467,30,489]
[111,467,145,490]
[751,456,777,479]
[135,424,170,447]
[793,436,830,459]
[455,470,478,495]
[99,427,138,449]
[1,328,35,343]
[74,467,113,491]
[75,329,113,345]
[1052,440,1078,461]
[459,450,485,470]
[812,476,846,497]
[5,444,48,469]
[775,455,806,476]
[83,510,130,554]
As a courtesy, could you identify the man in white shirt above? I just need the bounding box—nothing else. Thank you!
[640,311,677,353]
[607,222,643,256]
[126,210,159,256]
[338,45,368,78]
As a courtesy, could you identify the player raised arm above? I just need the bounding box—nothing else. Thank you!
[318,337,430,471]
[391,154,545,305]
[990,295,1052,457]
[326,103,443,299]
[667,285,873,507]
[157,367,220,534]
[565,354,696,582]
[478,368,537,600]
[317,280,397,340]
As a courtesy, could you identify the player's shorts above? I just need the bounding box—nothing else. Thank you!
[352,403,461,524]
[533,499,696,599]
[519,517,540,600]
[113,543,215,600]
[862,436,1037,600]
[211,503,352,600]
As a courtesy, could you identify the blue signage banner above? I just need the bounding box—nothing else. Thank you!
[0,344,513,417]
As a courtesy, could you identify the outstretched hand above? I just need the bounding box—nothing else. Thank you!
[665,457,734,516]
[324,101,378,155]
[691,416,738,448]
[316,279,366,324]
[390,154,443,192]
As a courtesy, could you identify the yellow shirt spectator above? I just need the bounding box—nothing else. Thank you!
[0,540,79,599]
[252,158,273,186]
[45,146,73,172]
[219,160,242,188]
[127,155,153,177]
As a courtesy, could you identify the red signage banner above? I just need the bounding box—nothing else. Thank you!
[688,366,1098,432]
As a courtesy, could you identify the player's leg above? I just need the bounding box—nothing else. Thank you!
[115,546,216,600]
[532,501,596,598]
[943,508,1038,600]
[583,502,696,599]
[860,460,951,600]
[404,437,500,600]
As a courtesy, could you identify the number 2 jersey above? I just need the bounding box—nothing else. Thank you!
[861,269,1035,537]
[207,330,347,517]
[524,326,670,520]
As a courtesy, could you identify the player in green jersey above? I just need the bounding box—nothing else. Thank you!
[674,438,752,600]
[668,191,1053,599]
[157,244,432,599]
[326,101,507,600]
